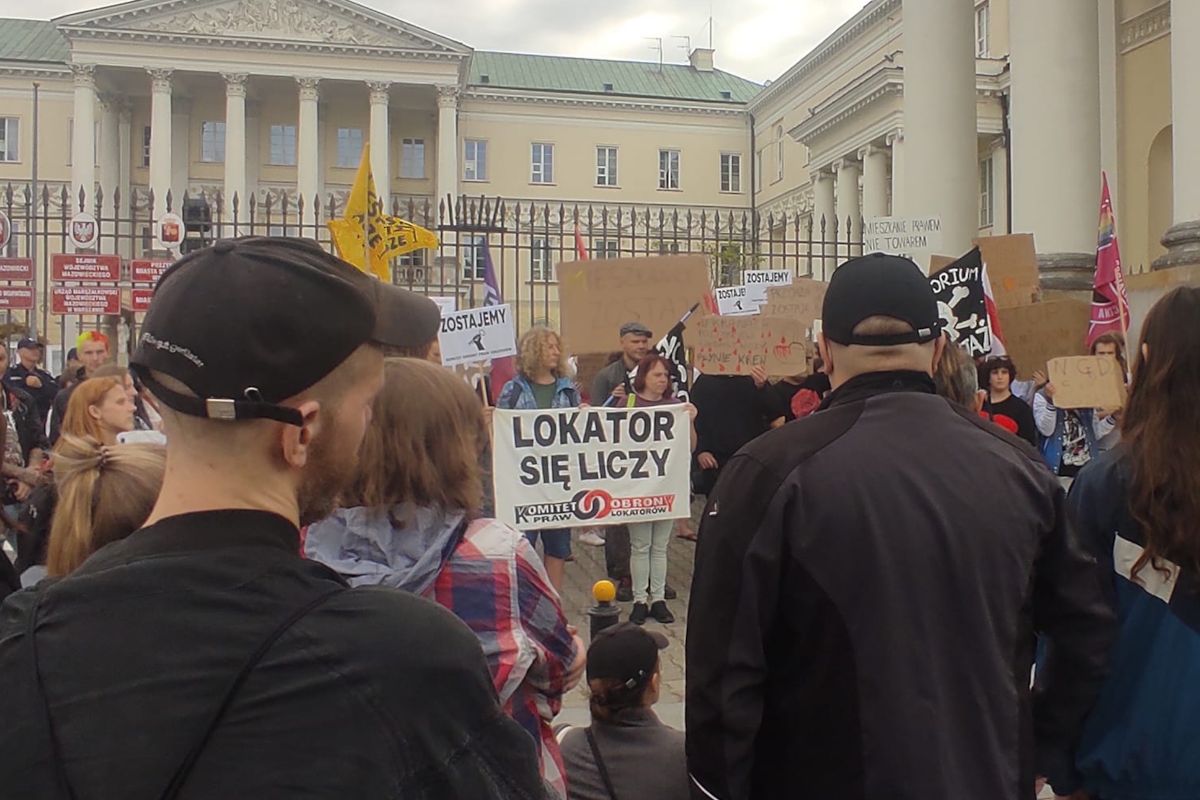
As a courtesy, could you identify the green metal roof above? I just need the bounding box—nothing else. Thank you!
[0,19,68,64]
[469,51,760,104]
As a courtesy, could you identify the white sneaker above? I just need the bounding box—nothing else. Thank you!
[579,530,606,546]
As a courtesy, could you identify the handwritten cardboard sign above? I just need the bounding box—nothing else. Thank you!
[1048,356,1126,409]
[997,299,1090,379]
[974,234,1041,309]
[694,315,810,377]
[761,278,827,334]
[556,255,712,355]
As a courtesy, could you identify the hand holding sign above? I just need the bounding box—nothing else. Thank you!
[1046,356,1126,410]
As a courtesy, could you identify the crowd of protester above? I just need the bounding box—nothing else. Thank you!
[0,234,1194,800]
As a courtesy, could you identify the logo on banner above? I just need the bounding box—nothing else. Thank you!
[0,210,10,251]
[69,213,99,249]
[158,213,184,251]
[513,489,677,526]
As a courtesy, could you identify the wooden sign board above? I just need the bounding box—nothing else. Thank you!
[694,314,810,377]
[556,255,712,355]
[974,234,1041,309]
[1048,356,1126,409]
[574,352,615,403]
[929,254,958,273]
[761,278,826,333]
[997,299,1090,379]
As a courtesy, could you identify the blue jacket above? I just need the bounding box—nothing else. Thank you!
[1039,405,1099,475]
[496,375,580,410]
[1067,448,1200,800]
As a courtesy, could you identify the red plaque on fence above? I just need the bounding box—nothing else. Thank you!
[0,287,34,310]
[52,286,121,315]
[131,288,155,312]
[51,253,121,282]
[0,258,34,281]
[131,259,172,285]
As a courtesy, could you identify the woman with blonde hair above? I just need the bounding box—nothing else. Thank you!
[496,326,581,591]
[44,434,165,577]
[306,358,583,798]
[60,376,136,445]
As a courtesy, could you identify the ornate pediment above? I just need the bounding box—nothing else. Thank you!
[57,0,471,55]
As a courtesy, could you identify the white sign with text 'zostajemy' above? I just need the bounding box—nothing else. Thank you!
[438,303,517,367]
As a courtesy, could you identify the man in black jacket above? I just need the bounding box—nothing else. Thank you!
[0,238,545,799]
[686,253,1115,800]
[4,338,58,421]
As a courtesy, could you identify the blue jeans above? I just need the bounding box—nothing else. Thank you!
[524,528,572,560]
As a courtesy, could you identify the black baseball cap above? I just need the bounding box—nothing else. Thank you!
[620,322,653,338]
[340,266,441,352]
[131,237,397,427]
[822,253,943,346]
[586,622,668,690]
[17,338,42,350]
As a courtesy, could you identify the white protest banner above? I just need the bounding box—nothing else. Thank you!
[492,406,692,531]
[862,216,944,271]
[438,303,517,367]
[743,269,792,305]
[715,285,759,317]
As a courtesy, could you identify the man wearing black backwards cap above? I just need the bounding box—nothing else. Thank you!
[0,238,545,799]
[686,253,1115,799]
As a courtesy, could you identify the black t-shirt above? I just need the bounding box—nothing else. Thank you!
[984,393,1038,447]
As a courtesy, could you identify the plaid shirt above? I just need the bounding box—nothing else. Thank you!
[431,518,578,799]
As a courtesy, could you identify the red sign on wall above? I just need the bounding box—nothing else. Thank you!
[0,258,34,281]
[131,288,155,312]
[52,286,121,315]
[51,253,121,282]
[0,287,34,310]
[131,259,172,285]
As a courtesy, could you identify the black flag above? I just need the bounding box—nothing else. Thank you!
[929,247,992,356]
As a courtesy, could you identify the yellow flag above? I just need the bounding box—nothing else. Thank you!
[327,143,440,280]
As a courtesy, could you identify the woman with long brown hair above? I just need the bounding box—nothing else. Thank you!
[1065,286,1200,800]
[60,376,136,445]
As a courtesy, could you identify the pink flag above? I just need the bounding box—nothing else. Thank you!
[1088,172,1130,347]
[981,263,1007,356]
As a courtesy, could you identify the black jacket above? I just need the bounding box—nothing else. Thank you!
[685,371,1115,800]
[0,510,547,800]
[4,363,58,422]
[2,386,49,466]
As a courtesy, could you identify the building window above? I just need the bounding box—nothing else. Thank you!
[975,2,990,57]
[530,237,553,281]
[401,138,425,178]
[462,235,488,279]
[142,126,152,167]
[721,153,742,193]
[592,239,619,259]
[336,127,364,168]
[464,139,488,182]
[658,149,680,190]
[0,118,19,163]
[596,146,618,187]
[270,124,297,166]
[775,125,784,182]
[531,142,554,184]
[200,121,226,163]
[979,156,995,228]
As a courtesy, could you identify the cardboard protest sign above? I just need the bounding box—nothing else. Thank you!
[929,254,958,273]
[929,248,992,356]
[743,269,792,304]
[492,406,692,530]
[863,216,944,270]
[715,285,759,316]
[974,234,1040,309]
[694,314,809,377]
[997,299,1090,378]
[762,278,826,333]
[438,304,517,367]
[1047,356,1126,410]
[556,255,712,354]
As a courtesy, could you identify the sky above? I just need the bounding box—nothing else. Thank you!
[0,0,871,83]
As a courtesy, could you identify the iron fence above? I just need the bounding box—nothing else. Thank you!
[0,182,863,367]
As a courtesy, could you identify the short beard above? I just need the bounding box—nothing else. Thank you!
[297,415,360,526]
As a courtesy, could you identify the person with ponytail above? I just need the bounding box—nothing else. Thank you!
[44,435,165,577]
[1064,286,1200,800]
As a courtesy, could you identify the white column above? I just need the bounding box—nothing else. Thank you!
[989,137,1009,234]
[147,68,173,217]
[1098,0,1119,216]
[245,101,261,211]
[170,97,190,204]
[812,168,836,280]
[368,81,391,212]
[834,157,862,243]
[222,73,247,225]
[296,77,321,207]
[117,102,132,258]
[902,0,978,257]
[860,145,889,221]
[1010,0,1100,287]
[436,84,459,215]
[1155,0,1200,268]
[70,64,97,215]
[98,93,120,210]
[887,130,905,216]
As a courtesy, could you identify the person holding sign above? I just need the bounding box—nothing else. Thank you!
[1065,287,1200,800]
[1034,379,1118,486]
[622,355,697,626]
[1089,333,1128,452]
[496,326,582,594]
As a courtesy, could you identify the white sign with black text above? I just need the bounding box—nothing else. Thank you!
[715,285,759,317]
[743,270,793,305]
[438,303,517,367]
[862,216,945,270]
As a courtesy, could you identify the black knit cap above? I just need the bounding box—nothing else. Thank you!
[586,622,668,689]
[131,237,383,427]
[822,252,943,346]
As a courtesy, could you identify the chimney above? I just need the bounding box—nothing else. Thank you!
[689,47,714,72]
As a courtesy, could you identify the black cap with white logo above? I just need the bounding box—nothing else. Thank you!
[821,253,943,347]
